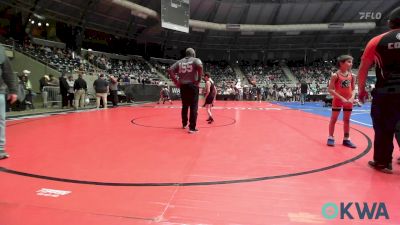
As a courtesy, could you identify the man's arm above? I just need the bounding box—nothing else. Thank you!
[358,59,374,102]
[196,64,203,85]
[1,57,18,103]
[1,57,17,95]
[349,75,357,103]
[167,62,180,87]
[358,35,383,102]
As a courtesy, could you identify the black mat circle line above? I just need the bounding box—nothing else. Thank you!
[0,125,371,187]
[130,114,236,129]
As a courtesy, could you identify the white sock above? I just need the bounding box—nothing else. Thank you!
[328,136,334,140]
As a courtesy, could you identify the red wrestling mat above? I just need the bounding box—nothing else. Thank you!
[0,101,399,225]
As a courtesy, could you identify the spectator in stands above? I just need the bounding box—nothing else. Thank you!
[66,75,75,108]
[315,83,321,94]
[59,73,69,109]
[294,86,300,101]
[22,70,32,90]
[256,85,262,102]
[123,74,130,83]
[109,75,118,107]
[47,74,59,107]
[39,75,50,108]
[93,74,109,109]
[13,76,26,111]
[278,89,285,101]
[74,72,87,109]
[20,73,34,109]
[286,88,293,102]
[21,70,34,104]
[48,74,59,87]
[300,80,308,105]
[268,86,274,101]
[235,79,243,100]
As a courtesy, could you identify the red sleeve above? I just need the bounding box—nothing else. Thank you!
[361,33,386,62]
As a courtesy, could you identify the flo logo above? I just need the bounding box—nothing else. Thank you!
[322,202,389,220]
[359,12,382,20]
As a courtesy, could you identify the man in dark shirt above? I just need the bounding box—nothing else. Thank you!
[109,75,119,107]
[0,46,18,159]
[59,73,69,108]
[73,72,87,109]
[93,74,109,109]
[300,80,308,105]
[168,48,203,133]
[358,7,400,173]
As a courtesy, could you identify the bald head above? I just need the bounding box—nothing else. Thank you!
[389,7,400,29]
[185,48,196,57]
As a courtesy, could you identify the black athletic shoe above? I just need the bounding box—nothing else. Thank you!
[188,128,199,134]
[206,117,212,121]
[368,161,393,174]
[208,118,214,124]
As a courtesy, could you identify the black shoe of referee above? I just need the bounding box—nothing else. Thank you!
[368,161,393,174]
[188,128,199,134]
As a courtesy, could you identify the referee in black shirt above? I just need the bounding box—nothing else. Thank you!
[168,48,203,133]
[358,7,400,173]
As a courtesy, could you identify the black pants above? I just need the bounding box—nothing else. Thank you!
[67,93,74,107]
[371,90,400,166]
[24,92,34,109]
[61,93,68,107]
[110,90,118,106]
[180,84,199,130]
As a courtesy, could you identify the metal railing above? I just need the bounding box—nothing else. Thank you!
[42,86,61,107]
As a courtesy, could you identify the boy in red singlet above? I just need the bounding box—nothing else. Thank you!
[327,55,357,148]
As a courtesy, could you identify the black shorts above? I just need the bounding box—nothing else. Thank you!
[205,95,214,105]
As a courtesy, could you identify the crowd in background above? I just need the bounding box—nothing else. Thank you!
[2,38,378,112]
[289,61,335,85]
[240,61,289,85]
[10,38,162,86]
